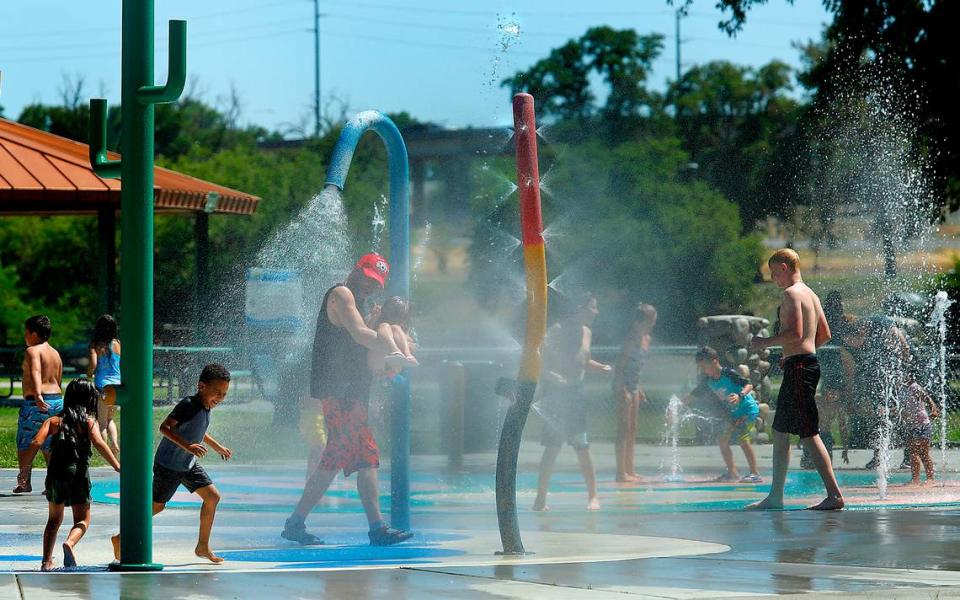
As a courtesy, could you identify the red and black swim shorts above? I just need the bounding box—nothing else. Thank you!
[319,397,379,477]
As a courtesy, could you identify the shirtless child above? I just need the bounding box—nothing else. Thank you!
[749,249,844,511]
[14,315,64,494]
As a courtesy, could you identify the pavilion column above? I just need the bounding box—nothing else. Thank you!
[194,211,209,343]
[97,207,118,316]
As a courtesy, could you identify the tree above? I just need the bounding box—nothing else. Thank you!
[680,0,960,209]
[469,137,762,342]
[667,60,802,221]
[502,27,664,125]
[17,88,268,161]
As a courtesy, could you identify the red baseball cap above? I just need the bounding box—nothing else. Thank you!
[355,253,390,288]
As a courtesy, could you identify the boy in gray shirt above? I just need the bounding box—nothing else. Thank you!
[111,364,233,564]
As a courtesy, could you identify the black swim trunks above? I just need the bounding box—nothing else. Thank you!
[153,461,214,504]
[539,382,589,450]
[773,353,821,439]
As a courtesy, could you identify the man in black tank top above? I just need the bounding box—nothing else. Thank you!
[282,253,413,547]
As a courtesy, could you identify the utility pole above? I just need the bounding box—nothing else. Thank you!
[675,8,683,83]
[314,0,321,137]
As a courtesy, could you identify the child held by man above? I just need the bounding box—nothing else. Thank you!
[367,296,419,376]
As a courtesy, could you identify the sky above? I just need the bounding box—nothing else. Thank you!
[0,0,831,134]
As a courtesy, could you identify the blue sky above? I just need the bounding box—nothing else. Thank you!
[0,0,830,133]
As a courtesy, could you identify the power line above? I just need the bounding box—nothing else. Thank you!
[686,37,791,50]
[686,10,825,29]
[335,0,671,18]
[323,12,580,39]
[0,0,305,39]
[0,18,308,54]
[320,30,541,57]
[3,28,310,65]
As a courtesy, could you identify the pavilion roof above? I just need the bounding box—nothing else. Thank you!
[0,118,259,215]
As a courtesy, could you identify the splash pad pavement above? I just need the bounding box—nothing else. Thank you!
[5,442,960,598]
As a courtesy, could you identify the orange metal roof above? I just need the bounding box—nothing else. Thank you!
[0,118,259,215]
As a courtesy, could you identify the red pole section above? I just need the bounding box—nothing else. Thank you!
[512,92,547,383]
[513,94,545,248]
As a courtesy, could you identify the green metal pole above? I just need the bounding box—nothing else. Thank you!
[91,4,186,571]
[116,0,159,569]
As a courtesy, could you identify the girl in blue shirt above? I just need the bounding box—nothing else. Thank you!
[87,315,121,457]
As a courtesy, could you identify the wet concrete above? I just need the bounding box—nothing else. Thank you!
[5,443,960,598]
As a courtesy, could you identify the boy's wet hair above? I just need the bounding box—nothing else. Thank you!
[199,363,231,384]
[573,291,596,311]
[25,315,52,342]
[768,248,800,271]
[633,303,657,324]
[695,346,719,363]
[379,296,411,327]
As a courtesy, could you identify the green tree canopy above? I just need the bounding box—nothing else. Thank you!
[502,27,664,124]
[682,0,960,208]
[667,60,801,219]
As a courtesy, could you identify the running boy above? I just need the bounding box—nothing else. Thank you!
[15,315,64,494]
[749,249,843,510]
[111,364,233,564]
[26,379,120,570]
[683,346,762,483]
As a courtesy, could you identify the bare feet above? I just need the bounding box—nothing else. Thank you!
[111,535,120,561]
[586,497,600,511]
[404,355,420,367]
[62,543,77,568]
[195,545,224,564]
[532,497,549,512]
[746,496,784,510]
[807,495,844,511]
[40,561,54,572]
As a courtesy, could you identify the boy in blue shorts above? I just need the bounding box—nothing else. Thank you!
[14,315,64,494]
[684,346,762,483]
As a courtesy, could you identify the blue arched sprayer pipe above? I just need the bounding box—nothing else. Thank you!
[324,110,411,531]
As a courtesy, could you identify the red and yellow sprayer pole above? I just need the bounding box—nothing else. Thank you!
[495,93,547,555]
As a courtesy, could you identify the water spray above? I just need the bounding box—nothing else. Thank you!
[931,291,954,476]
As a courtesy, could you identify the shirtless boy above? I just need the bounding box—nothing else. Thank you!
[14,315,64,494]
[749,249,844,510]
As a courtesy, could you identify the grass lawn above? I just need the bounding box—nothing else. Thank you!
[0,403,310,469]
